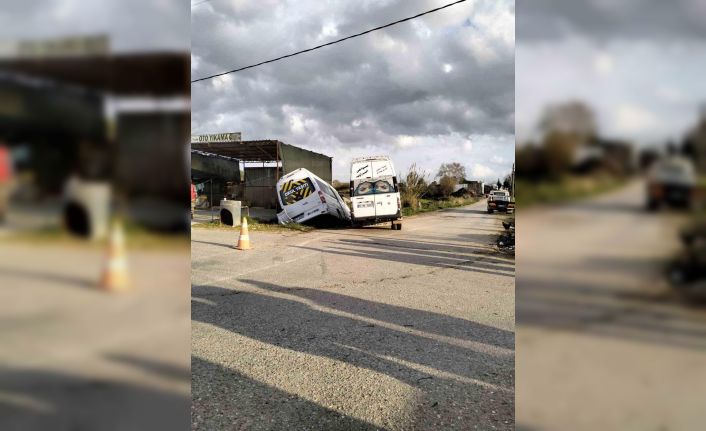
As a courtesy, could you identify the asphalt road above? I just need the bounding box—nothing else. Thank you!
[516,180,706,430]
[191,199,515,430]
[0,242,191,431]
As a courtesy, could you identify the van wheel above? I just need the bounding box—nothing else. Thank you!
[487,209,494,214]
[396,223,402,231]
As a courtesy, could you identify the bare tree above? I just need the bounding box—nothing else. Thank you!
[540,101,597,142]
[436,162,466,181]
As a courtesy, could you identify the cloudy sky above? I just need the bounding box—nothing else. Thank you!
[517,0,706,146]
[191,0,514,181]
[0,0,189,52]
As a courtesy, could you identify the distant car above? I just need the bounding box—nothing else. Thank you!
[487,190,514,214]
[646,156,697,210]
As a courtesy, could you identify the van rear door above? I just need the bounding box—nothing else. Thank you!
[372,177,398,217]
[351,179,376,219]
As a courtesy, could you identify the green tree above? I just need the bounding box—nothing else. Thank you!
[503,174,512,191]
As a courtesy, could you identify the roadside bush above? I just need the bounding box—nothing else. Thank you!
[544,131,579,179]
[401,163,428,208]
[438,175,457,197]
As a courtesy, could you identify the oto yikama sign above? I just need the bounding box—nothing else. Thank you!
[190,132,241,143]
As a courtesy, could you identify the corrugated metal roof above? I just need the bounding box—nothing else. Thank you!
[190,140,331,162]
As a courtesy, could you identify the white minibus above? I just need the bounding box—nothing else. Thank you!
[276,168,351,225]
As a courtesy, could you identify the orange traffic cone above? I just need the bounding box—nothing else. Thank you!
[235,217,251,250]
[99,219,130,292]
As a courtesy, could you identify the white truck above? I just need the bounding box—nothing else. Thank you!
[487,189,514,213]
[349,156,402,230]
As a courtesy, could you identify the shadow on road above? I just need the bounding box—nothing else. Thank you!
[192,356,381,430]
[517,275,706,351]
[571,200,646,215]
[105,353,191,381]
[191,239,234,250]
[437,208,491,215]
[290,211,514,280]
[0,266,95,290]
[242,280,514,350]
[0,364,189,431]
[192,280,514,428]
[295,242,514,278]
[333,238,509,264]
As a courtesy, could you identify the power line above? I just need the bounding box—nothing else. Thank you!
[191,0,468,83]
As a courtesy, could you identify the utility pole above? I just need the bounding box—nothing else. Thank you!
[511,162,515,200]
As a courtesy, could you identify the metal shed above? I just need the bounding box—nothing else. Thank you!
[190,140,332,209]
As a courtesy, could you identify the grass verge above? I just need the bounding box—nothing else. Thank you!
[401,197,479,217]
[5,222,189,250]
[191,216,314,233]
[514,175,627,208]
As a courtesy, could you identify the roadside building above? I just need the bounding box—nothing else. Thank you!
[0,35,190,234]
[463,180,485,196]
[191,138,332,209]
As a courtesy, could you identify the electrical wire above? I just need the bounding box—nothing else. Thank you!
[191,0,468,83]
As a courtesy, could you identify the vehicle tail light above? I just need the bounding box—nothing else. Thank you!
[397,196,401,211]
[318,190,327,203]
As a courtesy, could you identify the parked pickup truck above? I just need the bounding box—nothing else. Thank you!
[487,190,514,214]
[646,156,700,211]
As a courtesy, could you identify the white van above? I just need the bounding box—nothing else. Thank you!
[276,168,351,225]
[349,156,402,230]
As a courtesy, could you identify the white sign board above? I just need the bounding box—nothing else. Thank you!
[0,35,110,59]
[191,132,242,144]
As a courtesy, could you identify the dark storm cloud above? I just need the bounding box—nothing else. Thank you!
[517,0,706,41]
[192,0,515,180]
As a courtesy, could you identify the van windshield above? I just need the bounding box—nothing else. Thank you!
[279,177,315,205]
[353,179,396,196]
